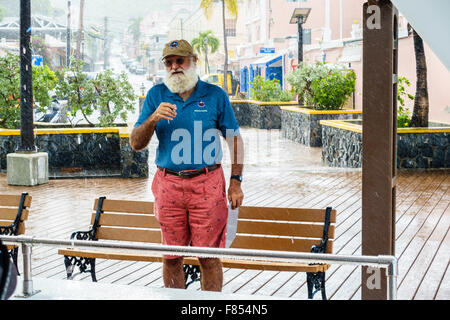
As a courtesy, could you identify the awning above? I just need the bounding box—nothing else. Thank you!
[250,53,283,67]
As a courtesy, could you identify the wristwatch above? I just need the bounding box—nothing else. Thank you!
[230,175,243,182]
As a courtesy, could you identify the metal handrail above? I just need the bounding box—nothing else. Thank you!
[0,235,398,300]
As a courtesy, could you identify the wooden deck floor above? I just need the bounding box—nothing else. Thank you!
[1,128,448,300]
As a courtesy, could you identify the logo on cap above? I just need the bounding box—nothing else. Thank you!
[169,41,179,49]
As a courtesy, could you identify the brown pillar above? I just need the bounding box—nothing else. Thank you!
[362,0,398,300]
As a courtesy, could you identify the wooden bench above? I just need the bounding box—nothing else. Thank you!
[0,193,32,271]
[58,197,336,299]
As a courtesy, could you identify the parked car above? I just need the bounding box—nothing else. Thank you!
[135,66,147,75]
[34,98,66,123]
[153,70,166,84]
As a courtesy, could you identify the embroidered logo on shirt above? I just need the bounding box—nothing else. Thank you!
[198,101,205,107]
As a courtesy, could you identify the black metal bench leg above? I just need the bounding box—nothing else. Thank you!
[307,272,314,299]
[64,256,75,279]
[183,264,201,288]
[89,258,97,282]
[306,272,327,300]
[63,256,97,281]
[320,272,327,300]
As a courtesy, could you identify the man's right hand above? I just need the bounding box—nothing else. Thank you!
[151,103,177,122]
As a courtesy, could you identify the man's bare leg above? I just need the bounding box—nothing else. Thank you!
[198,258,223,292]
[163,257,185,289]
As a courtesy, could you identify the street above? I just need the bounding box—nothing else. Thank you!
[70,55,154,125]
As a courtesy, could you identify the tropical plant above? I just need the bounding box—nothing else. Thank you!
[54,59,97,126]
[200,0,238,93]
[250,75,293,102]
[128,16,143,48]
[397,76,415,128]
[0,53,58,129]
[54,59,137,127]
[409,26,429,127]
[286,62,356,110]
[191,30,220,74]
[92,69,137,126]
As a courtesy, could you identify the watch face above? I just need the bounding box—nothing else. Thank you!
[232,175,242,182]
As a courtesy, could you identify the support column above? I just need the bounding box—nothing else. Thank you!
[361,0,398,300]
[7,0,48,186]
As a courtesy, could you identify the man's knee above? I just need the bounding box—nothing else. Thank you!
[164,257,183,269]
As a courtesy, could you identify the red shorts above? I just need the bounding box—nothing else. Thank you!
[151,166,228,259]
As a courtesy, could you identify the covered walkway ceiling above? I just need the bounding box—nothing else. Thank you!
[392,0,450,70]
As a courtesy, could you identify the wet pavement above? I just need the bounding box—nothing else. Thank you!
[0,127,448,300]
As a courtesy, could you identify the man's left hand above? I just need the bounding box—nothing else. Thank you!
[228,179,244,209]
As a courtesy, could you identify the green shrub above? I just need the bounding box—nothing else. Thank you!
[286,62,356,110]
[0,53,58,129]
[93,69,137,127]
[55,59,137,127]
[250,75,293,102]
[397,76,414,128]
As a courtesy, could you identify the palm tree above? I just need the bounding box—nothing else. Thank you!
[191,30,220,74]
[200,0,238,94]
[128,16,143,54]
[408,25,429,127]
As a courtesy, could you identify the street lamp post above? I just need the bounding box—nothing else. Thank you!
[7,0,48,186]
[18,0,35,152]
[67,0,71,67]
[289,8,311,64]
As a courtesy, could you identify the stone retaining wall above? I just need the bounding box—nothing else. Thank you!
[321,121,450,169]
[280,107,362,147]
[321,125,362,168]
[231,101,298,129]
[0,128,148,178]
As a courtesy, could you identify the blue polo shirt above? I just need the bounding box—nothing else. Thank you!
[134,79,240,171]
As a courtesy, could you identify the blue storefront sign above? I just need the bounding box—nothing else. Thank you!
[259,47,275,54]
[32,55,43,66]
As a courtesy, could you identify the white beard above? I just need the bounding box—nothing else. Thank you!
[163,63,199,93]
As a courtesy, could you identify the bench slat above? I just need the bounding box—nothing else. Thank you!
[0,208,29,221]
[96,227,161,243]
[231,235,333,253]
[57,248,331,273]
[238,206,336,223]
[0,221,25,234]
[94,199,154,214]
[0,219,13,227]
[91,212,160,229]
[0,194,32,208]
[237,220,335,239]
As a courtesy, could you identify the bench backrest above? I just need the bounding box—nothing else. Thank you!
[91,199,336,253]
[232,206,336,254]
[0,193,32,236]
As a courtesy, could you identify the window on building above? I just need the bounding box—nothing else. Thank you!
[225,19,237,37]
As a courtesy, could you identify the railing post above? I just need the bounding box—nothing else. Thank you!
[17,243,40,297]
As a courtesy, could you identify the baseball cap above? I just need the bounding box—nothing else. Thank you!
[162,40,194,60]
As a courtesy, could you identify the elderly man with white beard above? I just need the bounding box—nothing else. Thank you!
[130,40,244,292]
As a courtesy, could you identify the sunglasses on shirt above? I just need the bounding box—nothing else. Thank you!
[163,57,188,68]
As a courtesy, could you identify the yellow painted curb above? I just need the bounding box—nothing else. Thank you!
[320,120,362,133]
[0,127,130,136]
[281,106,362,115]
[320,120,450,134]
[231,100,298,106]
